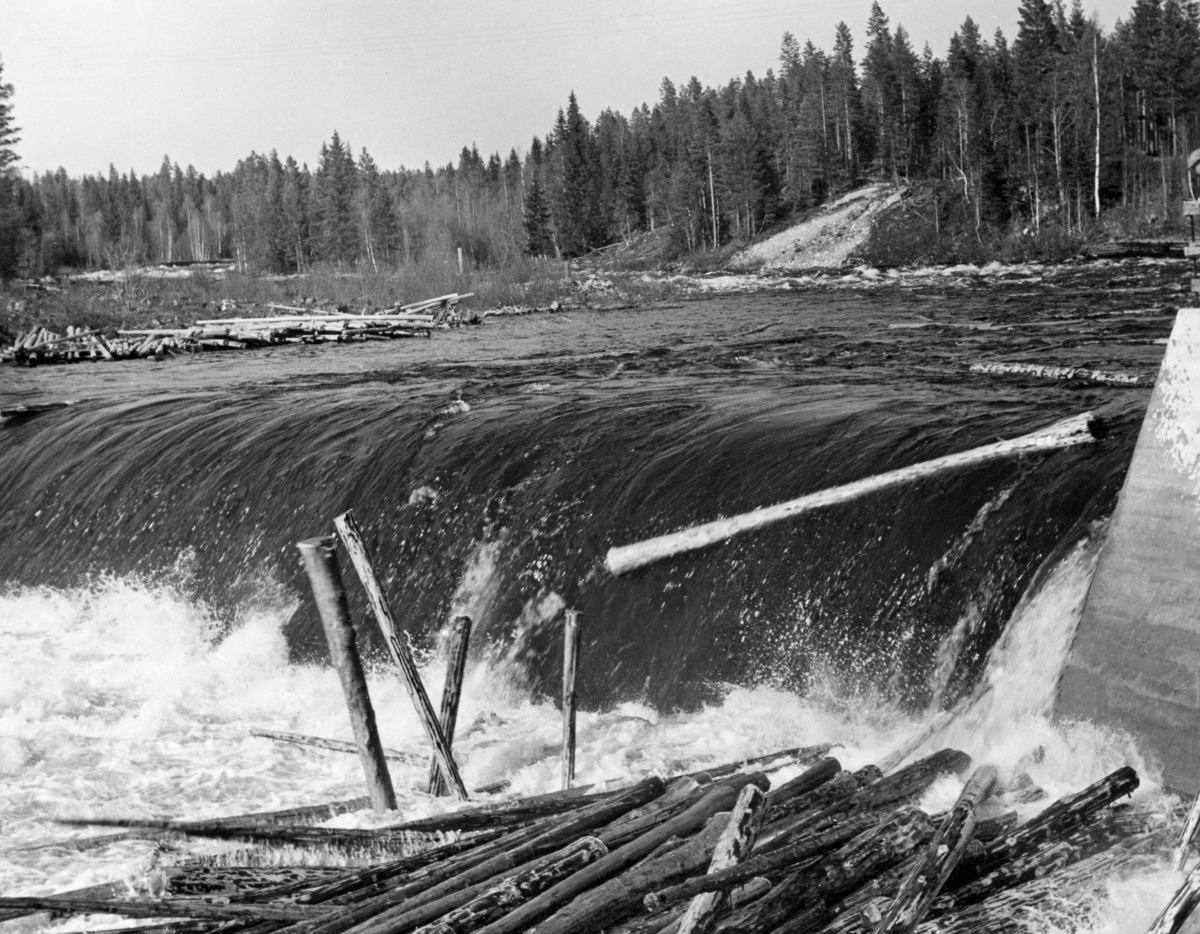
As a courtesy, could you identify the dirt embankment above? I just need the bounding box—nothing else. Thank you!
[729,184,904,272]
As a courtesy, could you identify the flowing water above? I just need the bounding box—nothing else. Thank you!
[0,258,1190,930]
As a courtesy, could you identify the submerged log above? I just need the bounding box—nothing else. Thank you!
[252,729,419,764]
[677,784,767,934]
[871,765,998,934]
[429,616,473,797]
[335,510,468,801]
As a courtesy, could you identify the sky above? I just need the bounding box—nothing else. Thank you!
[5,0,1136,180]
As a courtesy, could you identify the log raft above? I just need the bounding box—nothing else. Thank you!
[32,754,1163,934]
[0,294,477,366]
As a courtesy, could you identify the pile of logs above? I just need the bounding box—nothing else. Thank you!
[0,294,476,367]
[1,749,1169,934]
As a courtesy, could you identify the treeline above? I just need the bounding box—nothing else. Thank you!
[3,0,1200,278]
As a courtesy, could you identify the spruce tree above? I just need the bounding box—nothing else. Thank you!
[0,54,21,278]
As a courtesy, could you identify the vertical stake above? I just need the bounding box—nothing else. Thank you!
[457,247,464,275]
[427,615,473,796]
[297,536,396,811]
[334,510,470,801]
[562,608,581,790]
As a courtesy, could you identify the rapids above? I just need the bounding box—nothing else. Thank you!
[0,257,1190,930]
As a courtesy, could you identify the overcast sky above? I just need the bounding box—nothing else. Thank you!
[6,0,1135,179]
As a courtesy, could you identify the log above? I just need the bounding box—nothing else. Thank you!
[0,896,329,923]
[376,786,620,836]
[606,413,1104,575]
[871,765,998,934]
[297,778,667,934]
[335,510,468,801]
[470,781,758,934]
[562,609,581,790]
[0,881,128,924]
[252,729,419,764]
[763,756,841,812]
[602,777,707,841]
[298,536,396,812]
[948,765,1139,885]
[429,616,473,796]
[530,813,734,934]
[677,784,767,934]
[854,750,972,810]
[644,811,884,910]
[711,807,935,934]
[600,774,766,850]
[414,836,609,934]
[1173,790,1200,871]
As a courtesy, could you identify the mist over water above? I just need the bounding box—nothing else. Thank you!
[0,259,1189,929]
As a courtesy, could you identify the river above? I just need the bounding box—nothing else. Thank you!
[0,257,1187,930]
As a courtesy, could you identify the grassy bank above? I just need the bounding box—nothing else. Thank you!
[0,256,681,342]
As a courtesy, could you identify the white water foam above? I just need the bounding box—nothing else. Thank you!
[0,539,1184,931]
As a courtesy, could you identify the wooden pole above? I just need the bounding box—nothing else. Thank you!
[1146,863,1200,934]
[428,615,473,796]
[458,247,465,275]
[1173,790,1200,871]
[296,536,396,812]
[606,412,1105,576]
[563,609,581,790]
[334,510,470,801]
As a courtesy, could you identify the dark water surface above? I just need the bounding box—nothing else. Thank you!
[0,261,1181,710]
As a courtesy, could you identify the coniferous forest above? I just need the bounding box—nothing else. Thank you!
[2,0,1200,280]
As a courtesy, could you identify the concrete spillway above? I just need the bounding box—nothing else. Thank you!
[1056,308,1200,794]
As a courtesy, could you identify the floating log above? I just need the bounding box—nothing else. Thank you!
[531,812,734,934]
[871,764,998,933]
[562,609,581,790]
[470,780,762,934]
[677,784,766,934]
[297,535,397,812]
[414,836,609,934]
[335,510,469,802]
[429,616,474,797]
[606,413,1105,575]
[948,765,1139,885]
[645,811,884,909]
[712,806,935,934]
[252,729,419,764]
[303,778,668,934]
[0,895,328,923]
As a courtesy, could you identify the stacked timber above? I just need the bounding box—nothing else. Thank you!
[0,294,481,367]
[7,749,1166,934]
